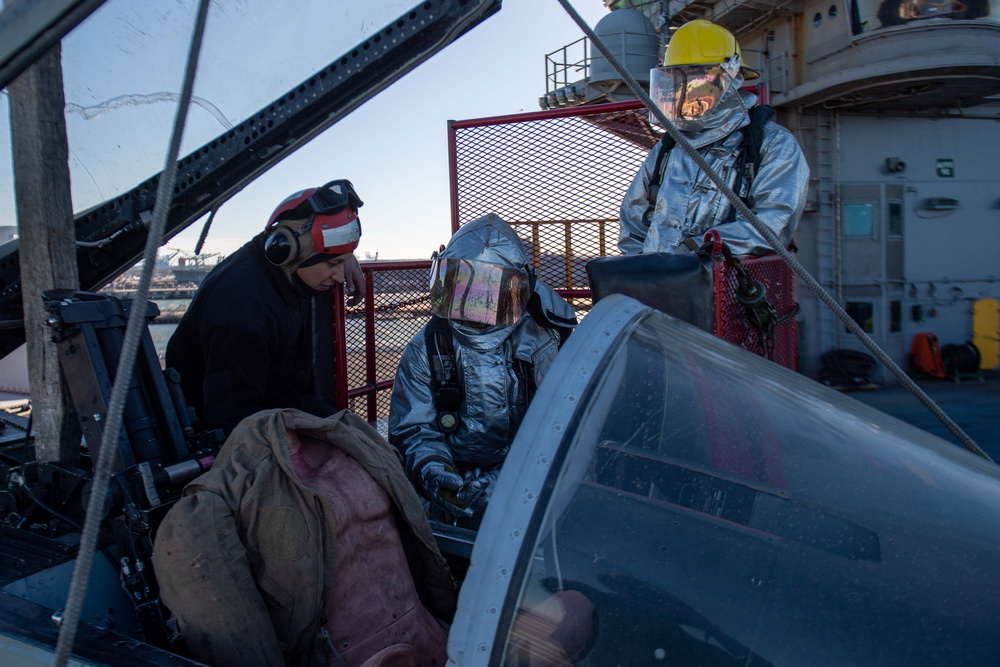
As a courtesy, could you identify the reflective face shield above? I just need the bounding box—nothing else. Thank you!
[429,257,530,327]
[649,55,741,122]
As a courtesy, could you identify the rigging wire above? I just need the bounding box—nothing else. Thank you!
[193,205,219,255]
[53,0,213,664]
[555,0,991,461]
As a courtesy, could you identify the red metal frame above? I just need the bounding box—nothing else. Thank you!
[330,259,433,423]
[713,255,798,370]
[330,282,349,411]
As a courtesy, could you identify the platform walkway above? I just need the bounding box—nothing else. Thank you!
[844,370,1000,462]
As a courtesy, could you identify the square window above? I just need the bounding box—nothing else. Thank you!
[888,201,903,237]
[843,203,874,237]
[845,301,875,334]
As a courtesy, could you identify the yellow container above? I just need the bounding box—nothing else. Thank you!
[972,298,999,370]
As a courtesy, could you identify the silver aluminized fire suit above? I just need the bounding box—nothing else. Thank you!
[619,87,809,256]
[388,214,575,520]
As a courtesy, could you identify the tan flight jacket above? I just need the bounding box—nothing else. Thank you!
[153,408,456,667]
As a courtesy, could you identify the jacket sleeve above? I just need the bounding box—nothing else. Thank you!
[388,331,455,482]
[708,124,810,256]
[153,484,285,667]
[617,144,661,255]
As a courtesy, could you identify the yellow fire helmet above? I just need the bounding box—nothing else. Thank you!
[662,20,758,80]
[650,20,759,126]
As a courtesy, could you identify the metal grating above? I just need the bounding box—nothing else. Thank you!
[449,102,658,293]
[336,100,799,421]
[337,263,433,423]
[714,255,798,370]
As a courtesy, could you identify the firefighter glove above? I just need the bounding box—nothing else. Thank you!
[457,468,501,518]
[418,460,471,518]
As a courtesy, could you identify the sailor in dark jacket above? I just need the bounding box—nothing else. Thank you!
[166,180,366,437]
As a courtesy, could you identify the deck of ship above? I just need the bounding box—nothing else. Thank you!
[846,371,1000,462]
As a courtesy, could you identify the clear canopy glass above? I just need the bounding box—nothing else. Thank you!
[453,294,1000,665]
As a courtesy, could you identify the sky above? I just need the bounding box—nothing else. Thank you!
[0,1,612,262]
[136,1,610,262]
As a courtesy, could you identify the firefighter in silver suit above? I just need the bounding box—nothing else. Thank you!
[619,20,810,257]
[389,214,576,527]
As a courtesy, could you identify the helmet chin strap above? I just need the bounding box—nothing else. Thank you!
[287,268,325,297]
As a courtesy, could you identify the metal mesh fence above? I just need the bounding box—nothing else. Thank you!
[338,100,799,422]
[342,263,433,423]
[449,102,658,293]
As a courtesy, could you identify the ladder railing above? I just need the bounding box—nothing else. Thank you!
[815,108,839,353]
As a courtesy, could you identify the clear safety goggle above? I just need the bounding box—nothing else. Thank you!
[429,257,530,327]
[649,56,741,121]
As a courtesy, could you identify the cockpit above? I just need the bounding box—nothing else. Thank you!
[453,294,1000,666]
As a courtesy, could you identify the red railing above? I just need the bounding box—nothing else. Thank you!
[329,261,433,425]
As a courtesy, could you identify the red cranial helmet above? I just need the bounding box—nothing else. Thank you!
[263,179,363,267]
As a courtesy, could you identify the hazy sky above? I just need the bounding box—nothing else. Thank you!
[170,0,611,261]
[1,1,611,261]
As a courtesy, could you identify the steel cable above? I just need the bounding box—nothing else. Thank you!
[53,1,212,664]
[556,0,990,461]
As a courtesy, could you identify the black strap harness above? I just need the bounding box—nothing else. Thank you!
[425,316,463,433]
[633,104,775,246]
[424,291,574,434]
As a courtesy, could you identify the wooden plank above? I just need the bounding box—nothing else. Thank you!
[8,43,81,464]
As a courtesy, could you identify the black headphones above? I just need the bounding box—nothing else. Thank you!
[263,220,311,267]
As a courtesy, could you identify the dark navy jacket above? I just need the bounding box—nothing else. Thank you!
[166,232,319,436]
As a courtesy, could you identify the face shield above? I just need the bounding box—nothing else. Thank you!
[649,54,741,124]
[429,256,530,328]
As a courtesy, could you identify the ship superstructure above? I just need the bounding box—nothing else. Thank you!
[542,0,1000,380]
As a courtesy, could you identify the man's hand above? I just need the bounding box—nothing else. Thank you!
[344,254,366,307]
